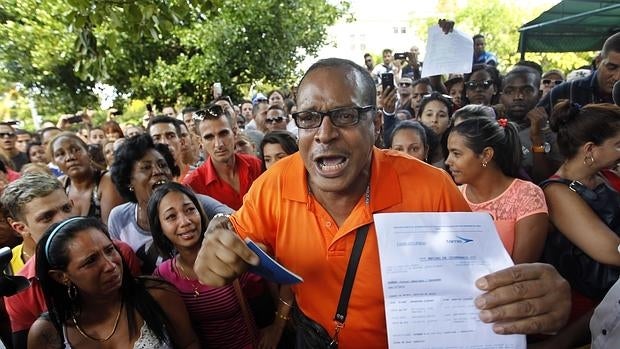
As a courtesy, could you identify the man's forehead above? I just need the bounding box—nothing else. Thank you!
[0,125,13,132]
[505,73,537,87]
[22,189,68,214]
[201,117,230,133]
[603,51,620,65]
[149,123,176,135]
[267,109,285,116]
[297,67,361,105]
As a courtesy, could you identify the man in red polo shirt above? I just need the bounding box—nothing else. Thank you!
[183,106,262,210]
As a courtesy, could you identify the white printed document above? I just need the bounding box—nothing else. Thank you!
[374,212,525,349]
[421,25,473,77]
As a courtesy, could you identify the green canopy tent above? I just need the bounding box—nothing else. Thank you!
[518,0,620,60]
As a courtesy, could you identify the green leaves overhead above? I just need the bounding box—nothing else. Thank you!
[0,0,347,115]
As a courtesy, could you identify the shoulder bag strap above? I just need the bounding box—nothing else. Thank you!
[330,224,370,347]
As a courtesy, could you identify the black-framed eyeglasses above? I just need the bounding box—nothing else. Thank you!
[193,105,224,120]
[0,132,15,139]
[465,80,494,90]
[542,79,563,86]
[292,106,375,129]
[266,116,285,124]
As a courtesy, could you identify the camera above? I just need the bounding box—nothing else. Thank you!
[66,115,83,124]
[394,52,409,61]
[0,247,30,296]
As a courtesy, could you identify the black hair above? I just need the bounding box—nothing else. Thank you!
[411,77,432,90]
[181,106,199,115]
[299,58,376,107]
[36,217,169,344]
[15,129,31,136]
[473,34,484,41]
[252,100,269,117]
[148,115,182,137]
[504,65,542,89]
[464,64,501,105]
[389,120,429,162]
[450,117,522,178]
[283,98,296,115]
[267,90,285,101]
[514,60,543,76]
[417,92,453,119]
[110,134,180,202]
[267,104,286,113]
[215,95,234,108]
[550,101,620,159]
[602,32,620,58]
[452,105,497,124]
[259,131,299,171]
[147,182,208,258]
[395,109,412,120]
[26,141,44,163]
[445,77,464,92]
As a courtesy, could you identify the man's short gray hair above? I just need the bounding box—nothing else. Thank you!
[1,173,63,220]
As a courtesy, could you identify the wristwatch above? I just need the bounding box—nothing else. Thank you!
[532,142,551,154]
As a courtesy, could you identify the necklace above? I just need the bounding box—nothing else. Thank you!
[72,301,123,342]
[21,248,32,262]
[176,257,201,297]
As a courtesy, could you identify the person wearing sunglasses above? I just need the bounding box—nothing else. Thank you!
[0,123,28,172]
[463,64,501,106]
[540,69,565,98]
[193,58,573,348]
[264,105,289,132]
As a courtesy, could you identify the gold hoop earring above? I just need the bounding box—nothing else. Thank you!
[584,154,595,166]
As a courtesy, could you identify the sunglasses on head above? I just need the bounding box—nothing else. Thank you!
[465,80,494,90]
[193,105,224,120]
[542,79,563,86]
[0,132,15,139]
[266,116,285,124]
[423,92,452,100]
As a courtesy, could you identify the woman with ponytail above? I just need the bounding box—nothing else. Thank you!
[445,117,549,263]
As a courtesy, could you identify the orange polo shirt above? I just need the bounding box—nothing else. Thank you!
[230,147,470,348]
[183,153,262,210]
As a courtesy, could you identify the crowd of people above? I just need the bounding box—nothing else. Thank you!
[0,19,618,349]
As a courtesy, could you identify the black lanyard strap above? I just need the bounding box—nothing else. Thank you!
[330,224,370,346]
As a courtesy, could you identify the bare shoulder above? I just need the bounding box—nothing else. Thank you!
[28,315,63,349]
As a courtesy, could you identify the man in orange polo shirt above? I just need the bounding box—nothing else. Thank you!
[183,105,262,210]
[194,58,571,348]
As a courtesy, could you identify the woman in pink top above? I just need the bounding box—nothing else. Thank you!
[445,117,548,263]
[148,182,257,349]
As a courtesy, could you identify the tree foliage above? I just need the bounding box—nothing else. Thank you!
[0,0,347,121]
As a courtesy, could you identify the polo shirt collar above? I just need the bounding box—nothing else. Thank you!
[282,147,402,212]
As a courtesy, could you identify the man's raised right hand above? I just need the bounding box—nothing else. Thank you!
[194,217,260,287]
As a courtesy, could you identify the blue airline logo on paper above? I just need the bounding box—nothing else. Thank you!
[446,235,474,244]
